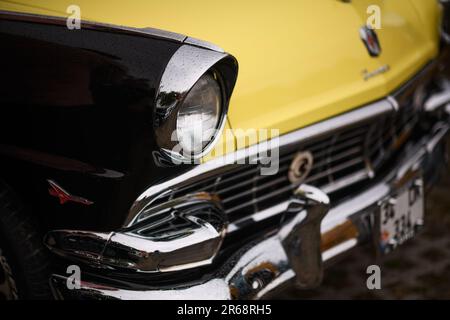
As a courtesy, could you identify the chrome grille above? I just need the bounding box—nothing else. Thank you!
[163,105,418,226]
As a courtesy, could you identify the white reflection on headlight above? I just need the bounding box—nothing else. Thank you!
[176,73,222,155]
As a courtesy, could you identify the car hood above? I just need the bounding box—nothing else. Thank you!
[0,0,441,146]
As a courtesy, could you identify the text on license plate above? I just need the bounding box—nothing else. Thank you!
[379,176,424,254]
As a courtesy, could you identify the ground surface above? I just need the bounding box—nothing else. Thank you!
[279,144,450,299]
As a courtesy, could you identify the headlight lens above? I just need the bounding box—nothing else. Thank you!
[176,73,222,156]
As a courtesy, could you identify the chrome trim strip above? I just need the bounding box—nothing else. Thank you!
[255,270,295,299]
[322,238,358,261]
[50,276,231,300]
[320,169,369,194]
[270,100,393,151]
[184,37,225,53]
[387,95,399,111]
[425,86,450,112]
[0,10,187,42]
[0,10,228,52]
[321,183,389,233]
[426,123,450,153]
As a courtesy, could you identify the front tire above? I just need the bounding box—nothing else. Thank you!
[0,248,18,300]
[0,180,51,299]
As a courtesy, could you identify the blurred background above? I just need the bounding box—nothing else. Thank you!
[279,140,450,299]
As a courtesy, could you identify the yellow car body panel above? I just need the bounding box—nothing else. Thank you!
[0,0,442,155]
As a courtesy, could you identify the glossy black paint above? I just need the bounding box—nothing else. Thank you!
[443,0,450,39]
[0,17,193,232]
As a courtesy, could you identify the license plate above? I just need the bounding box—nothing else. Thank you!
[378,175,424,254]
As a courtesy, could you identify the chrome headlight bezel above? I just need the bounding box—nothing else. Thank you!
[154,45,238,163]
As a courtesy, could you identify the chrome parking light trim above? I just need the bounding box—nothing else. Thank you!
[45,193,229,273]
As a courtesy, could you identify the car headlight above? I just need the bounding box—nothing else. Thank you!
[154,45,238,163]
[176,73,222,156]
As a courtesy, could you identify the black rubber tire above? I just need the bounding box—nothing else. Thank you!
[0,180,51,299]
[0,248,19,300]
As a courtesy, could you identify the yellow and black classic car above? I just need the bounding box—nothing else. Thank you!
[0,0,449,300]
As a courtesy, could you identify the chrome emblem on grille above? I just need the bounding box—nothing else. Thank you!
[288,151,313,184]
[360,25,381,57]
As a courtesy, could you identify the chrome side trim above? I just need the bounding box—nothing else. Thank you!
[0,10,186,42]
[0,10,228,52]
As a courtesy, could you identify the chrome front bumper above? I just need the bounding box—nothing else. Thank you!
[49,120,450,300]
